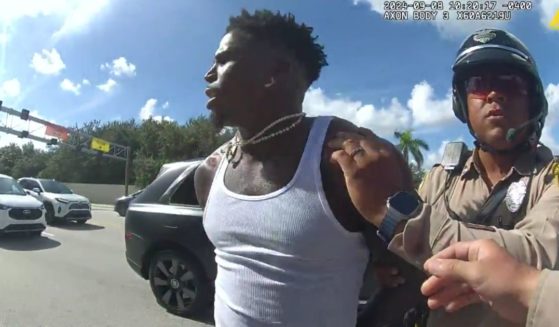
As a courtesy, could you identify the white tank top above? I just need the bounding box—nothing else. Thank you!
[203,116,369,327]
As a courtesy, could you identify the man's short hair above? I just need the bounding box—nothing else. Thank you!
[226,9,328,85]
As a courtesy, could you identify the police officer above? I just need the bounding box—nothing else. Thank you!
[329,29,559,327]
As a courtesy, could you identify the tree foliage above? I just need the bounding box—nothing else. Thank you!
[394,129,430,189]
[0,116,233,187]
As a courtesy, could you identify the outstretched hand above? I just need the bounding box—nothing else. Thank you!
[421,239,541,324]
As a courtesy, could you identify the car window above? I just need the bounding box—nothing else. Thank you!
[41,180,73,194]
[169,170,199,206]
[28,180,42,190]
[18,180,29,189]
[0,178,27,195]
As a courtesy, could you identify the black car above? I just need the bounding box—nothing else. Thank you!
[114,189,143,217]
[125,159,378,319]
[125,160,215,317]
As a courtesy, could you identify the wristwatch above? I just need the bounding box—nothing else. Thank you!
[377,191,423,244]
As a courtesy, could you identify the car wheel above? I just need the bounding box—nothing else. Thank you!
[45,204,56,225]
[148,250,211,317]
[76,220,87,225]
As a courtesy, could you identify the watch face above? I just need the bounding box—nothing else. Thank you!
[390,192,419,216]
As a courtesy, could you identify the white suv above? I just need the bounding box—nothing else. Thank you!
[0,174,46,236]
[18,178,91,225]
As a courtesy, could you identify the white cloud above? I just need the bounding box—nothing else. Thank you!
[97,78,117,92]
[52,0,110,40]
[139,98,157,120]
[162,101,170,109]
[82,79,90,86]
[540,128,559,154]
[544,83,559,122]
[408,81,454,128]
[0,79,21,98]
[30,49,65,75]
[303,81,457,138]
[60,78,81,95]
[101,57,136,77]
[303,87,412,137]
[540,0,559,29]
[354,0,511,39]
[139,98,173,122]
[540,83,559,152]
[0,0,111,42]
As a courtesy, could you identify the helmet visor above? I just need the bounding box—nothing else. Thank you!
[464,72,529,99]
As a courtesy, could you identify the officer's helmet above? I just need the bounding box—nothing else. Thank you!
[451,29,548,138]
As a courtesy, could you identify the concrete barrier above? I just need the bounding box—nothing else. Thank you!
[65,183,140,205]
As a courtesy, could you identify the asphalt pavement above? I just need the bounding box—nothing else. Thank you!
[0,209,214,327]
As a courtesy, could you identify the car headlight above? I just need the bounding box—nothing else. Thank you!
[55,198,70,204]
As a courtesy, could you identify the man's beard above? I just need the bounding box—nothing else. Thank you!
[210,111,225,130]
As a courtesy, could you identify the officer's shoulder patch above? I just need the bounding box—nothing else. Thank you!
[463,222,496,232]
[551,160,559,186]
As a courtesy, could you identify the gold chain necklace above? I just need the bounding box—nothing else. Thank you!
[225,112,306,164]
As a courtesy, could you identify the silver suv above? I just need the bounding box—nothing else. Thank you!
[18,178,91,225]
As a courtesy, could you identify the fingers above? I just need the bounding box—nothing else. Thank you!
[422,275,481,312]
[328,131,390,166]
[328,134,367,161]
[421,275,447,297]
[424,258,479,283]
[444,291,482,312]
[330,150,357,175]
[425,281,473,310]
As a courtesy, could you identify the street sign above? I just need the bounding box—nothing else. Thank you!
[90,137,110,153]
[45,123,69,141]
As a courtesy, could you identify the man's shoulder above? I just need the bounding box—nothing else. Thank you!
[194,140,231,207]
[324,116,358,136]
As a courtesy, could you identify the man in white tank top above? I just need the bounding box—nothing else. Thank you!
[194,9,418,327]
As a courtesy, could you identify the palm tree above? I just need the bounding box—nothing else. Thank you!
[393,129,429,169]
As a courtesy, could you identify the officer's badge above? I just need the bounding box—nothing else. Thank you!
[473,31,497,44]
[505,179,527,213]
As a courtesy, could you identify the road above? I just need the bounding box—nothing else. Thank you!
[0,208,213,327]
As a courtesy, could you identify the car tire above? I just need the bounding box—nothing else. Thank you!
[44,203,56,225]
[28,231,43,237]
[76,220,87,225]
[148,250,212,317]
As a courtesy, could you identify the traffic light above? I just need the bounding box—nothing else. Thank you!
[20,109,30,120]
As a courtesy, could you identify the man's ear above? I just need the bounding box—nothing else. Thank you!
[265,59,291,88]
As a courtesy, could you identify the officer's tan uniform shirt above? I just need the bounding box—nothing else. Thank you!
[526,269,559,327]
[388,145,559,327]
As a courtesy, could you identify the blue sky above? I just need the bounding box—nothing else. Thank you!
[0,0,558,168]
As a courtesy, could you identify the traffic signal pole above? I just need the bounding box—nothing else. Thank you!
[0,101,133,195]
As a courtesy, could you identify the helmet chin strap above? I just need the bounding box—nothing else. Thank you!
[468,109,543,155]
[474,139,532,155]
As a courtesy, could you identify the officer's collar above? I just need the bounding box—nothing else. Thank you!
[460,147,538,179]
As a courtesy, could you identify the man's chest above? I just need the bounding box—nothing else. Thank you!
[223,154,305,196]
